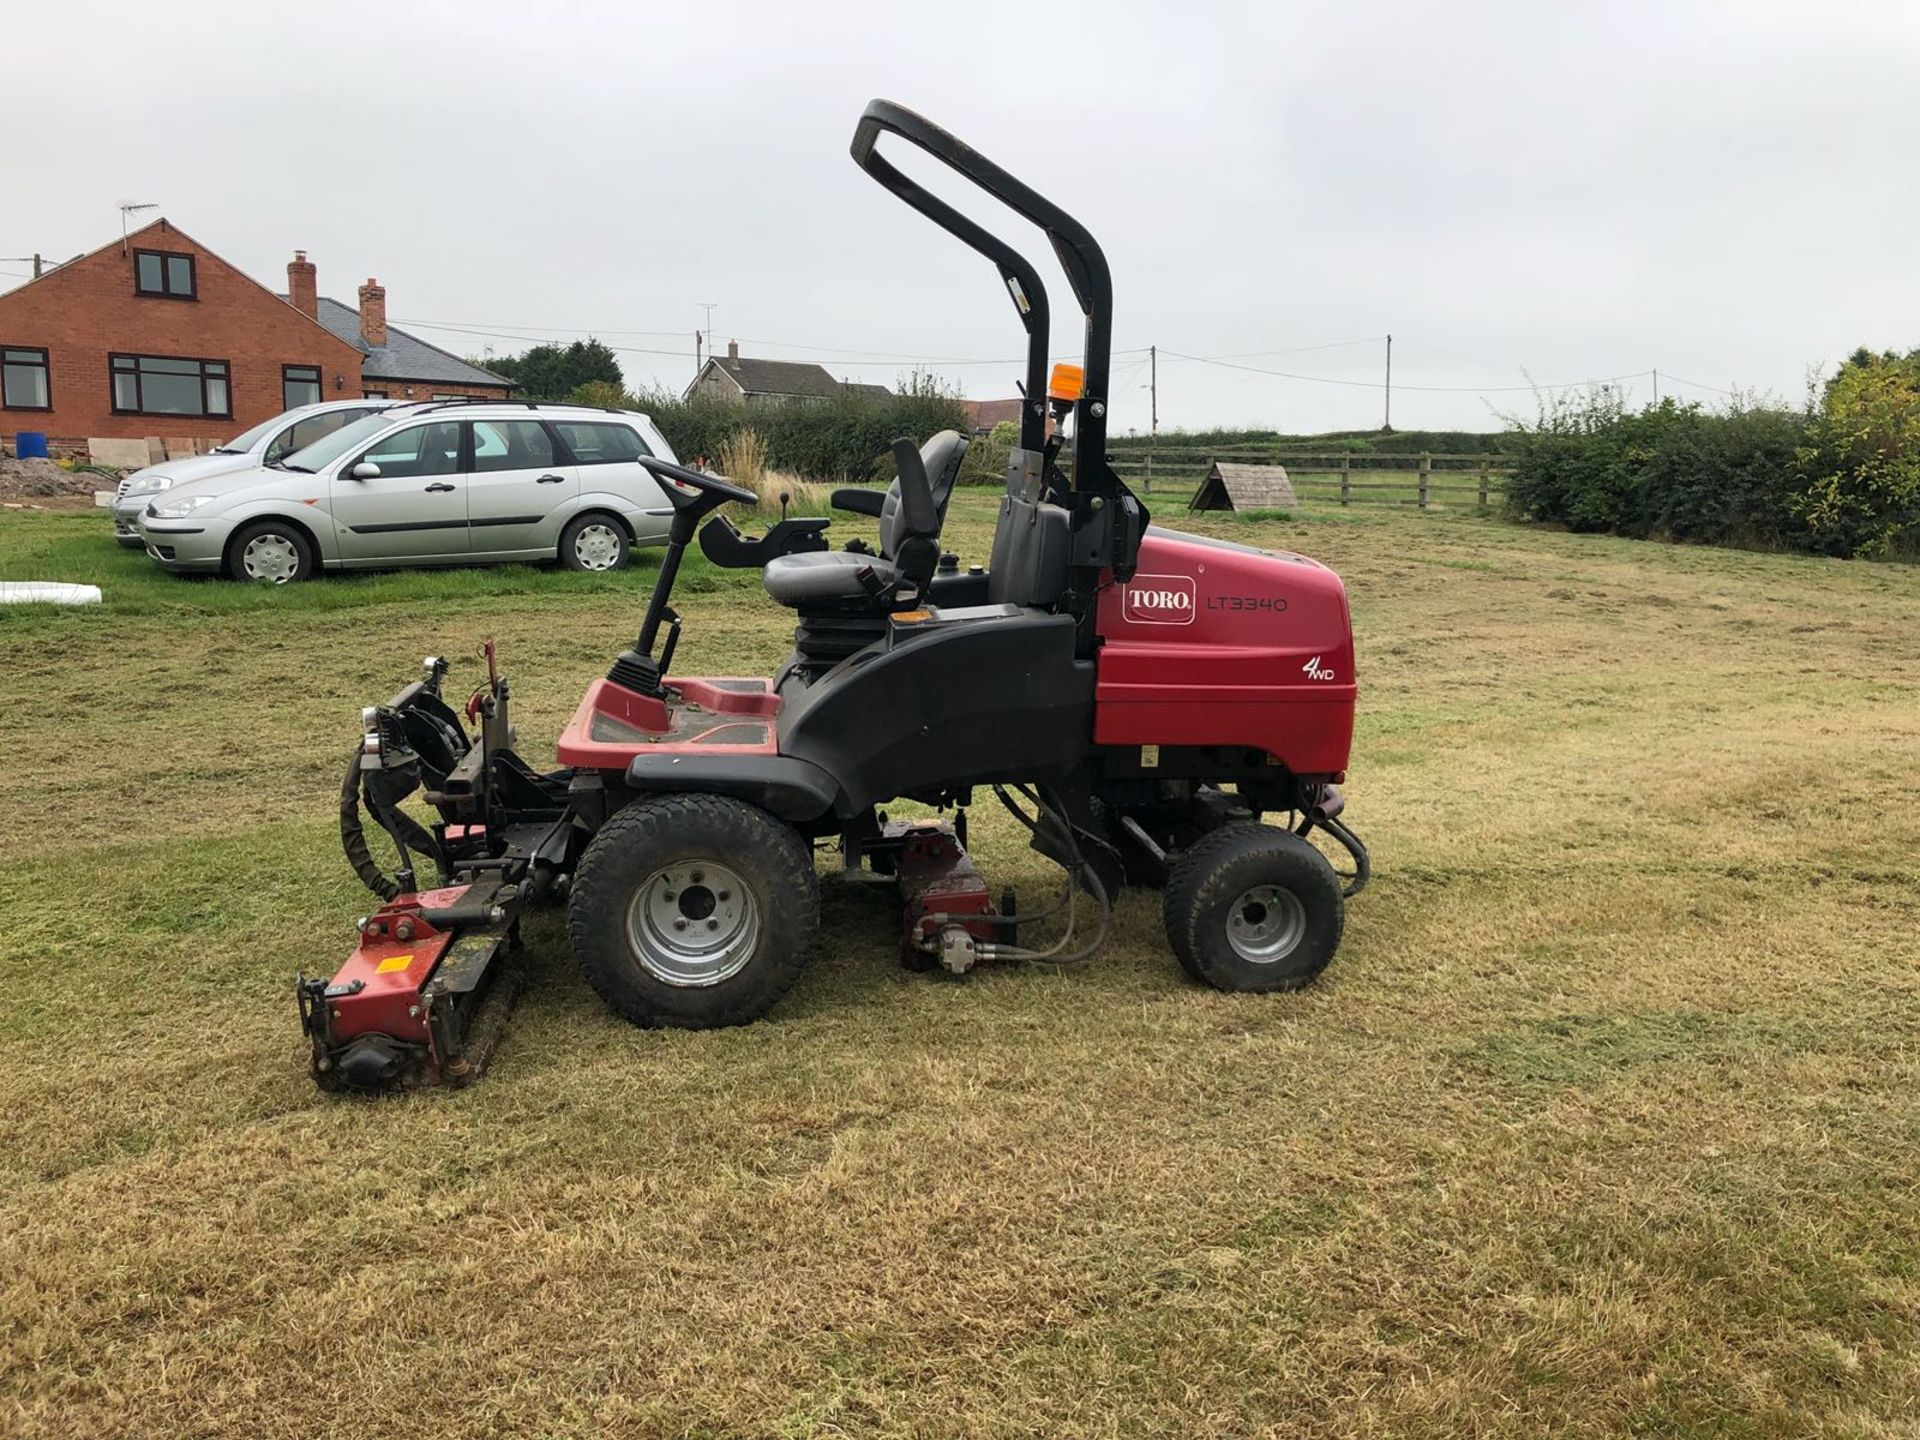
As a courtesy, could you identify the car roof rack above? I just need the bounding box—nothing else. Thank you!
[407,397,634,419]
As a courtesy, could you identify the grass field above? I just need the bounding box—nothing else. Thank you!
[3,493,1919,1438]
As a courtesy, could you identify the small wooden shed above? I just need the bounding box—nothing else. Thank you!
[1189,462,1297,512]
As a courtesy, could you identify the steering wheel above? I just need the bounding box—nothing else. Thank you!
[636,455,758,513]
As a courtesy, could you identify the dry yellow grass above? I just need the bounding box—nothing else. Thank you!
[2,495,1919,1437]
[717,429,829,514]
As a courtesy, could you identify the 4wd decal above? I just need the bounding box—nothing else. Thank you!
[1121,574,1196,625]
[1302,655,1337,681]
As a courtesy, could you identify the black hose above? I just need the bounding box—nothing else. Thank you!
[340,749,402,902]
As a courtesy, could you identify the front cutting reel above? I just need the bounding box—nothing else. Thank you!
[299,649,570,1092]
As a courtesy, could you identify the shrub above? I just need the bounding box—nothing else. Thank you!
[566,379,629,410]
[714,429,828,513]
[624,374,968,485]
[1795,350,1920,557]
[1503,387,1812,548]
[960,419,1019,484]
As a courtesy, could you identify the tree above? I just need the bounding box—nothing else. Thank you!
[483,339,625,400]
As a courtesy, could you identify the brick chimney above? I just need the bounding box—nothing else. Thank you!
[727,338,739,361]
[287,250,317,319]
[358,278,387,348]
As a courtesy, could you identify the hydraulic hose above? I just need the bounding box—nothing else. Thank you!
[340,748,401,902]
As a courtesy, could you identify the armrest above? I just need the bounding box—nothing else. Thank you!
[699,515,833,568]
[831,487,886,518]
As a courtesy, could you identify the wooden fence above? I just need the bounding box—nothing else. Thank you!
[1101,448,1513,511]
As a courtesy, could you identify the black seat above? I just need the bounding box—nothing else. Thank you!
[762,430,968,609]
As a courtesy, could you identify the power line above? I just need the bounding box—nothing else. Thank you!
[1198,335,1385,360]
[394,314,1151,372]
[1660,371,1736,396]
[1158,348,1654,394]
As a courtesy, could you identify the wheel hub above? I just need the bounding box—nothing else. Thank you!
[242,533,299,583]
[574,524,621,571]
[1225,883,1306,964]
[627,861,757,986]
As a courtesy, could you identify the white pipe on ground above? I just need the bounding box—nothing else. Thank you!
[0,582,102,605]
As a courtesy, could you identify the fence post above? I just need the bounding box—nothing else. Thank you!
[1418,452,1431,510]
[1339,454,1350,508]
[1477,458,1489,510]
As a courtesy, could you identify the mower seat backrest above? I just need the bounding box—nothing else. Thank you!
[875,428,968,560]
[986,450,1072,608]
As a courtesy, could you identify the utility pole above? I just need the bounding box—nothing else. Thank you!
[1383,332,1393,432]
[1142,344,1156,493]
[1652,368,1660,404]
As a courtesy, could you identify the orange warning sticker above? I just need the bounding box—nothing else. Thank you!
[375,954,414,974]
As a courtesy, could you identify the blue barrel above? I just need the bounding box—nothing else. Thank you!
[14,431,49,459]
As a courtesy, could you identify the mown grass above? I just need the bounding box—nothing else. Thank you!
[3,494,1919,1437]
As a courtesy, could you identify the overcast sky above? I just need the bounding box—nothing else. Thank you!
[6,1,1917,434]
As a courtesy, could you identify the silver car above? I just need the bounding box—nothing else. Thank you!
[135,400,682,582]
[110,399,402,546]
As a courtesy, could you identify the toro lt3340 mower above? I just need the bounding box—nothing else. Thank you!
[299,99,1369,1093]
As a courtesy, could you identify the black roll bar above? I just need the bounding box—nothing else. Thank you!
[851,100,1115,469]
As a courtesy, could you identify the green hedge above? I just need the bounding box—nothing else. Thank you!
[1502,352,1920,559]
[616,382,969,484]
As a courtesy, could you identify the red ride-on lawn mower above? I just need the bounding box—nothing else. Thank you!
[298,100,1369,1094]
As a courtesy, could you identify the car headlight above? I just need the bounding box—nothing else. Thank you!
[147,494,214,520]
[125,474,175,497]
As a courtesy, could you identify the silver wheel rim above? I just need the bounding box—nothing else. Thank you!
[1226,883,1307,964]
[573,523,622,571]
[626,860,758,987]
[242,533,300,583]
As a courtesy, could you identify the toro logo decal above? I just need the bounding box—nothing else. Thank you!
[1121,574,1196,626]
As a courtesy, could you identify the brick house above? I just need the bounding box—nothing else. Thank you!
[686,340,892,406]
[0,218,511,451]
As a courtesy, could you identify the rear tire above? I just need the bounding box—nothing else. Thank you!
[1163,824,1343,991]
[568,793,819,1028]
[226,519,315,583]
[560,512,631,572]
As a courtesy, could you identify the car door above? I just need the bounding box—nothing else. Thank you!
[552,418,670,545]
[327,419,469,563]
[463,419,576,558]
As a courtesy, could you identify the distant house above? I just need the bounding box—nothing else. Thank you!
[960,397,1024,434]
[0,218,511,447]
[686,340,892,406]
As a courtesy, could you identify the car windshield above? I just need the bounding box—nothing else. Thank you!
[216,414,293,454]
[282,411,405,472]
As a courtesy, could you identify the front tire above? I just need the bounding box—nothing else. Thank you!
[226,519,315,583]
[560,513,631,572]
[568,793,819,1028]
[1163,824,1344,991]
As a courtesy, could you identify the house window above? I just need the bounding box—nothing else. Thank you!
[133,249,197,299]
[1,347,50,410]
[283,364,323,409]
[110,354,230,418]
[363,389,388,399]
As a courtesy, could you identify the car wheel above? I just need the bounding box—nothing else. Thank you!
[560,513,631,572]
[226,520,315,584]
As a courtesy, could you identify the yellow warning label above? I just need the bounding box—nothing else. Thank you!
[375,954,414,974]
